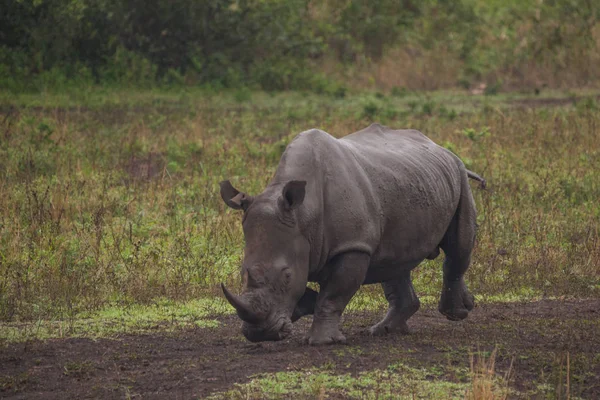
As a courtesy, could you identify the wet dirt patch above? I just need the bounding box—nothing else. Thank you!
[1,299,599,399]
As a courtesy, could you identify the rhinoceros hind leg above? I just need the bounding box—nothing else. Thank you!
[438,172,476,321]
[438,278,474,321]
[369,272,420,336]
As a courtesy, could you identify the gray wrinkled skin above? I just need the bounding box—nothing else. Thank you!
[220,124,481,345]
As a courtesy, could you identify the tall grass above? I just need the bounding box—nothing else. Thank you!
[465,348,512,400]
[0,91,598,321]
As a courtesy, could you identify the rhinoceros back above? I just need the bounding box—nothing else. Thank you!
[339,124,463,267]
[274,124,466,274]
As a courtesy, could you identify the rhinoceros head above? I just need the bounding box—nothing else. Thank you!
[219,179,311,342]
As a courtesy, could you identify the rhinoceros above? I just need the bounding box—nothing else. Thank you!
[220,124,485,345]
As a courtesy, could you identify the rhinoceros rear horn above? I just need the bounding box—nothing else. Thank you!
[220,180,253,210]
[221,283,261,323]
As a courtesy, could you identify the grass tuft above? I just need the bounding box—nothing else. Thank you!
[466,348,512,400]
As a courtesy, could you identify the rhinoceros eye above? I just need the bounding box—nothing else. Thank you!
[282,267,292,285]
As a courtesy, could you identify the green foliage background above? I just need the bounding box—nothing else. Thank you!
[1,0,599,91]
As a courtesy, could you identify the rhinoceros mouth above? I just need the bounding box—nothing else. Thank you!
[243,317,292,342]
[276,318,293,339]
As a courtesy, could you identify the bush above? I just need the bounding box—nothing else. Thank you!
[0,0,324,90]
[0,0,598,91]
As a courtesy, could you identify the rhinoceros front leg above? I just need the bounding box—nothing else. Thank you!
[308,252,370,345]
[369,271,420,336]
[291,287,318,322]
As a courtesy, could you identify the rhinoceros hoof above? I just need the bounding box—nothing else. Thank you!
[369,321,410,336]
[439,283,474,321]
[462,290,475,311]
[306,333,347,346]
[439,308,469,321]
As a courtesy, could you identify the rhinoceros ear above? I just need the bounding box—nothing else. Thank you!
[280,180,306,211]
[220,180,253,210]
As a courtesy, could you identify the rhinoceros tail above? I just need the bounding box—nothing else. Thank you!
[466,169,486,189]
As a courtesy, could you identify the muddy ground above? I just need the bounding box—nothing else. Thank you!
[1,299,599,399]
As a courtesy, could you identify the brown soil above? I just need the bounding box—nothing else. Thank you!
[1,299,599,399]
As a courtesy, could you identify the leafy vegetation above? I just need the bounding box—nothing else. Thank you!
[1,0,599,91]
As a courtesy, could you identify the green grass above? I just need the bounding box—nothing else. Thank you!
[0,291,569,344]
[209,359,514,400]
[0,86,361,118]
[1,86,597,112]
[0,87,599,327]
[211,365,470,399]
[0,298,228,343]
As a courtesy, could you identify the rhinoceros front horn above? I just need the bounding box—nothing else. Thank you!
[221,283,261,323]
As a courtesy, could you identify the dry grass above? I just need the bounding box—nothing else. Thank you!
[0,91,599,322]
[324,15,600,92]
[322,47,464,91]
[465,348,512,400]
